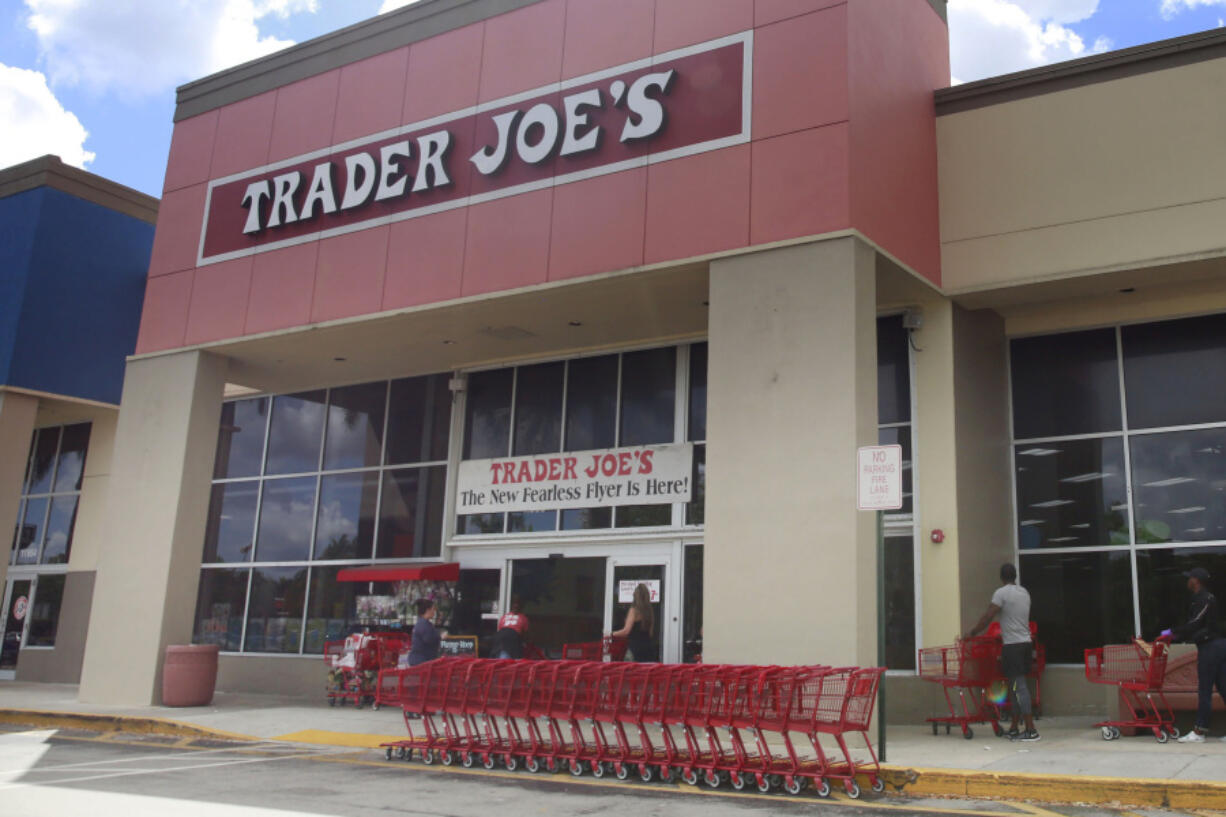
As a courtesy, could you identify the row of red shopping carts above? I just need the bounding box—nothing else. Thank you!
[324,632,411,708]
[375,658,885,798]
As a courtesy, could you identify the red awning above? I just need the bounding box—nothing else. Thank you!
[336,563,461,583]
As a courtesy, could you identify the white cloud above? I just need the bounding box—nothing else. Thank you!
[0,63,94,169]
[23,0,319,99]
[949,0,1103,83]
[1161,0,1226,19]
[379,0,420,12]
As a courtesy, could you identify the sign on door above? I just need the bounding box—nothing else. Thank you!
[618,580,661,604]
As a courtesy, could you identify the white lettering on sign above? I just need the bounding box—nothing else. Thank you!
[457,444,693,515]
[857,445,903,511]
[618,580,661,604]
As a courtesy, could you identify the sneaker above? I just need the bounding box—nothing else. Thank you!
[1004,727,1020,739]
[1177,731,1205,743]
[1015,730,1041,742]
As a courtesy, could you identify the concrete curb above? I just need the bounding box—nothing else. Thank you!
[0,708,258,744]
[878,765,1226,810]
[6,708,1226,810]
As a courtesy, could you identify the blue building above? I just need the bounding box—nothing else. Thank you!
[0,155,156,682]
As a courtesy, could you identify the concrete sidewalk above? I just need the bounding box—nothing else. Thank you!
[3,682,1226,809]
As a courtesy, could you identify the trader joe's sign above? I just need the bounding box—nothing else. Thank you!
[457,443,693,514]
[198,31,752,265]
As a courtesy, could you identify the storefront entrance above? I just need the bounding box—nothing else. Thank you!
[607,560,666,662]
[0,577,33,679]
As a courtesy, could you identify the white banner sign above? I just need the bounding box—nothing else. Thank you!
[618,580,661,604]
[857,444,903,511]
[457,443,693,515]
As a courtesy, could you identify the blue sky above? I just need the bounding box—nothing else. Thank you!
[1,0,1225,198]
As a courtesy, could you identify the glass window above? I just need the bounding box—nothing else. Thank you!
[386,374,451,465]
[14,497,48,565]
[26,428,59,495]
[1136,546,1226,641]
[457,513,505,535]
[1011,329,1121,439]
[265,391,326,475]
[513,362,564,456]
[615,504,671,528]
[193,568,249,651]
[1021,550,1135,664]
[322,382,387,471]
[377,467,446,558]
[620,347,676,446]
[560,507,612,530]
[510,557,606,658]
[508,511,558,533]
[53,424,90,493]
[565,354,618,451]
[203,482,258,563]
[304,566,359,654]
[40,496,78,564]
[243,566,306,653]
[1015,437,1129,549]
[254,477,317,561]
[686,444,706,525]
[689,343,708,442]
[877,427,913,515]
[1130,428,1226,544]
[25,575,66,647]
[454,570,501,656]
[463,369,513,459]
[214,398,268,479]
[878,316,911,425]
[683,545,704,664]
[1122,313,1226,430]
[314,472,378,560]
[883,532,916,670]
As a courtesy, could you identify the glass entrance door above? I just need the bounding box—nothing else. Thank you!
[1,578,33,679]
[607,561,668,662]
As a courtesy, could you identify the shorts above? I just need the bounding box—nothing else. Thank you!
[1000,642,1033,679]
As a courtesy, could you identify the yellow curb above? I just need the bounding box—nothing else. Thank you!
[878,765,1226,810]
[0,707,258,744]
[273,730,406,749]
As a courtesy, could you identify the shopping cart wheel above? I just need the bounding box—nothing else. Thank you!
[505,755,519,772]
[1101,727,1116,741]
[658,766,674,783]
[526,757,540,774]
[461,752,474,768]
[704,770,721,789]
[991,722,1003,737]
[482,754,496,771]
[570,760,584,777]
[814,779,832,798]
[846,781,861,799]
[756,775,772,794]
[1166,726,1180,739]
[1155,729,1169,744]
[402,748,413,762]
[962,728,974,740]
[614,763,629,781]
[872,778,885,794]
[372,702,380,711]
[546,758,559,773]
[421,750,435,766]
[385,747,394,761]
[730,772,746,791]
[591,761,606,778]
[945,724,951,735]
[784,777,803,796]
[681,768,699,786]
[440,750,454,766]
[639,765,654,783]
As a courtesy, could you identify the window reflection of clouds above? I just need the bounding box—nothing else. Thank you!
[204,482,258,563]
[255,477,317,561]
[265,392,326,475]
[323,382,386,471]
[40,496,77,563]
[214,398,268,479]
[314,472,377,560]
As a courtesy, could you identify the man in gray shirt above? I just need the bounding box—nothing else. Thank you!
[966,563,1039,741]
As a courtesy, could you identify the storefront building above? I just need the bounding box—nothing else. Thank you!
[2,0,1219,712]
[0,155,156,683]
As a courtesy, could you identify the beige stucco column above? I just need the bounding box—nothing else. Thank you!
[78,350,227,705]
[0,391,39,592]
[703,238,879,667]
[911,301,1013,645]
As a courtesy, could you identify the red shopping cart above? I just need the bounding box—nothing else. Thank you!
[918,636,1004,739]
[561,636,629,662]
[1085,638,1176,743]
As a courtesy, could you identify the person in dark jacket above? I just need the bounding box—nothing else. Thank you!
[407,599,441,667]
[1160,567,1226,743]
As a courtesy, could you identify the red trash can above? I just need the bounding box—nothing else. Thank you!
[162,644,220,706]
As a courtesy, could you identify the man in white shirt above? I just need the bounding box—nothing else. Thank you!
[966,563,1039,742]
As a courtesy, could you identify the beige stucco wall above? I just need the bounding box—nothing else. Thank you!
[0,391,38,594]
[79,350,227,705]
[939,57,1226,294]
[217,655,321,701]
[703,238,879,668]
